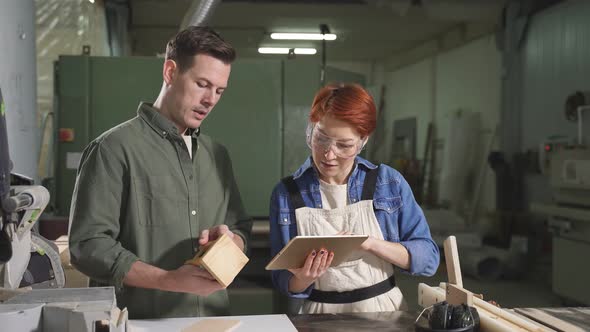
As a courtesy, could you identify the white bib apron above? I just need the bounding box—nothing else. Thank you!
[295,198,407,313]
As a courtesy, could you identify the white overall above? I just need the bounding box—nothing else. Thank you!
[295,196,407,313]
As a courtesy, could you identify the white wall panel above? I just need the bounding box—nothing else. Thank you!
[436,36,501,214]
[0,0,38,180]
[376,58,432,164]
[380,35,501,217]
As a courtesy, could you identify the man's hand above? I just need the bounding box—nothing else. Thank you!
[123,260,224,296]
[161,265,225,296]
[199,225,244,251]
[287,248,334,293]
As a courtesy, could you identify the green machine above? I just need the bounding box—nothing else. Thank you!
[54,55,364,218]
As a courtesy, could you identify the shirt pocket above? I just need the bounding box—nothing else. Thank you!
[278,210,299,237]
[132,175,181,227]
[373,196,403,214]
[278,210,292,226]
[373,196,402,241]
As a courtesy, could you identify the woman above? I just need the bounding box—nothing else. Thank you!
[269,83,440,314]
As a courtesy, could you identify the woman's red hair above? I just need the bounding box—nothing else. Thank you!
[309,83,376,137]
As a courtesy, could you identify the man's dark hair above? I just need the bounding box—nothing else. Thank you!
[166,26,236,72]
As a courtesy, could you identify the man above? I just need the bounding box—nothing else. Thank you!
[68,27,251,319]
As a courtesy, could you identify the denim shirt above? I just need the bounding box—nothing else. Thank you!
[269,156,440,298]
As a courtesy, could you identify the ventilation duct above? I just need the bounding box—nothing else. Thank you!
[180,0,221,29]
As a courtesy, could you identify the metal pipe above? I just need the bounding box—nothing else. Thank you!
[181,0,221,29]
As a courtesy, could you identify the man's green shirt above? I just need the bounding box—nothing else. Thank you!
[68,102,252,319]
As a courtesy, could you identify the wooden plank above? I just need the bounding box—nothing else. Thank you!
[472,295,546,332]
[443,236,463,287]
[514,308,586,332]
[181,318,241,332]
[0,288,32,302]
[418,283,445,307]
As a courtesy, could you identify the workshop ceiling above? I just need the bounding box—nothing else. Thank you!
[128,0,506,61]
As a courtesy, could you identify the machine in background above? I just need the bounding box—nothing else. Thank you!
[531,91,590,305]
[0,87,64,290]
[1,87,127,331]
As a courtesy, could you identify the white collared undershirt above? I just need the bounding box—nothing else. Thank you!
[182,133,192,158]
[319,179,348,209]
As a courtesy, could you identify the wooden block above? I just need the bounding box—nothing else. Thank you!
[185,234,249,287]
[181,318,241,332]
[54,235,70,265]
[443,235,463,288]
[446,283,473,306]
[52,235,90,288]
[116,307,128,328]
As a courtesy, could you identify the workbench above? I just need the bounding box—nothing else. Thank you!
[129,312,416,331]
[128,307,590,332]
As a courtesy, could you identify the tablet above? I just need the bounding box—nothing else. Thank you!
[265,235,369,270]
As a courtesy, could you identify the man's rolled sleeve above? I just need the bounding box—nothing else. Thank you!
[68,140,136,290]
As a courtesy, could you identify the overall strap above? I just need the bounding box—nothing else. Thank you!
[308,275,396,304]
[360,166,379,201]
[281,176,306,210]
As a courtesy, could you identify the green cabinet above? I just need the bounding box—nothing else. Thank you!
[54,56,364,218]
[55,56,164,217]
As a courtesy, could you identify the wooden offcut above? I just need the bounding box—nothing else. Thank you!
[185,234,249,288]
[443,235,463,288]
[181,318,241,332]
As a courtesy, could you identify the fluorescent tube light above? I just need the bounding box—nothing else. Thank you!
[292,48,317,55]
[258,47,317,55]
[270,33,337,41]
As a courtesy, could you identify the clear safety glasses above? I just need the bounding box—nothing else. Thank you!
[306,123,365,158]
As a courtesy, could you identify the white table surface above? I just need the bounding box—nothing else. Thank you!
[129,314,297,332]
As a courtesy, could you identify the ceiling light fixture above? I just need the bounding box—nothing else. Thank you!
[270,33,336,41]
[258,47,317,55]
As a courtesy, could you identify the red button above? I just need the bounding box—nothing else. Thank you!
[58,128,75,142]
